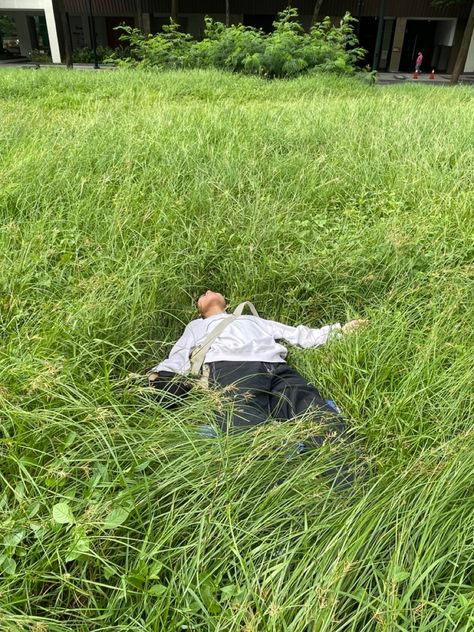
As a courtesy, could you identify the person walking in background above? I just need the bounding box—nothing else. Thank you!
[415,51,423,74]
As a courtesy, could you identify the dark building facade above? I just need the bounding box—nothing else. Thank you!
[1,0,473,72]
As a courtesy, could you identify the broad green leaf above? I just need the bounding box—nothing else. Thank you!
[352,587,368,602]
[13,482,25,502]
[30,522,46,540]
[148,583,167,596]
[149,560,163,579]
[103,565,116,580]
[27,501,41,518]
[392,568,410,583]
[134,460,151,472]
[52,502,75,524]
[458,593,470,608]
[103,507,130,529]
[64,430,77,447]
[3,530,25,547]
[0,555,17,576]
[221,584,242,598]
[126,573,145,589]
[66,535,90,562]
[200,578,221,613]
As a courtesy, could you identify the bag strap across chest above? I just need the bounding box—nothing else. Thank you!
[189,301,259,376]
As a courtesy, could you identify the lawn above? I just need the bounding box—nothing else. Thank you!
[0,68,473,631]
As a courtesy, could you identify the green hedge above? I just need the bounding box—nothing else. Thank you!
[108,8,365,77]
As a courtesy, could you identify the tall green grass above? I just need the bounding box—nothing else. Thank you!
[0,68,473,631]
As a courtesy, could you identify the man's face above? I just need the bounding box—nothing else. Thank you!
[196,290,226,317]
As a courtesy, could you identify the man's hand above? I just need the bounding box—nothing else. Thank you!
[342,319,369,334]
[148,372,159,382]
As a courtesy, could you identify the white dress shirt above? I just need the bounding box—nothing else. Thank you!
[151,313,342,375]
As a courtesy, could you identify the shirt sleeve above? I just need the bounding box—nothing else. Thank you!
[264,319,342,349]
[148,322,199,375]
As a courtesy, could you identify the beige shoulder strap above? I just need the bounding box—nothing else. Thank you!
[233,301,259,317]
[189,301,259,375]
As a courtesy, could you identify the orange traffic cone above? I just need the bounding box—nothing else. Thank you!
[413,70,418,80]
[429,69,435,80]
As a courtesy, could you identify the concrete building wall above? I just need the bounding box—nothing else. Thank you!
[386,17,459,72]
[380,18,395,70]
[151,12,243,38]
[0,0,61,61]
[432,19,456,71]
[388,17,406,71]
[13,12,32,55]
[2,0,473,72]
[466,31,474,72]
[93,15,107,46]
[435,19,456,46]
[69,14,86,48]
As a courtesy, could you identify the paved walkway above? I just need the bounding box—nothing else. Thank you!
[377,71,474,85]
[0,58,113,70]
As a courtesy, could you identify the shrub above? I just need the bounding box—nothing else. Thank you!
[107,21,194,69]
[110,8,365,77]
[30,49,52,63]
[72,46,120,64]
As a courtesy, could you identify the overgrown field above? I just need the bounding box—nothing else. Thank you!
[0,68,473,631]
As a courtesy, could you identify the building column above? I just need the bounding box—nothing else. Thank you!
[14,13,33,57]
[465,30,474,72]
[81,14,91,46]
[379,19,394,70]
[389,17,407,72]
[142,12,151,34]
[43,0,61,62]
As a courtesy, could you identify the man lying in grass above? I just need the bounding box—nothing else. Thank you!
[148,291,367,436]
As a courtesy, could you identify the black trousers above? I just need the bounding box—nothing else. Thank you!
[150,362,346,433]
[211,361,357,487]
[208,361,344,432]
[150,362,358,486]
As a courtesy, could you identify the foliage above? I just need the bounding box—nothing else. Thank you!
[72,46,123,64]
[109,8,365,77]
[30,48,52,63]
[0,68,474,630]
[0,14,16,37]
[105,20,194,69]
[0,14,16,57]
[27,46,127,66]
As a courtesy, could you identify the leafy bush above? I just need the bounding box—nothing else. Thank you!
[110,8,365,77]
[0,14,16,37]
[30,49,52,63]
[72,46,127,64]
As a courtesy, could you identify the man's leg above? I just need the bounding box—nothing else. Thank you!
[269,364,356,486]
[269,364,344,427]
[208,361,272,432]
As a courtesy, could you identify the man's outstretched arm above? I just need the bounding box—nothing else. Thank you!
[265,318,368,348]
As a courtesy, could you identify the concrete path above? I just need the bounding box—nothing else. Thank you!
[0,59,113,70]
[377,71,474,85]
